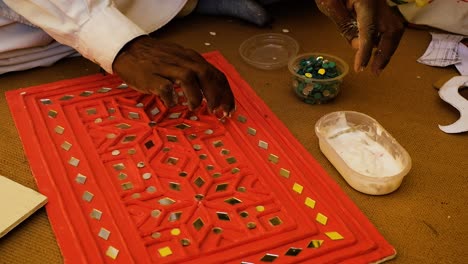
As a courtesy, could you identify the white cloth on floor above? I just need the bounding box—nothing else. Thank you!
[0,41,78,74]
[0,16,79,74]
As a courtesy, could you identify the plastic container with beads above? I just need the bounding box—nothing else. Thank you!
[288,53,349,104]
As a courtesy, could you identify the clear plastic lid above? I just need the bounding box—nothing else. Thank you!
[239,33,299,70]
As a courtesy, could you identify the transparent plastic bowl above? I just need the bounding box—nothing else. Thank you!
[239,33,299,70]
[315,111,412,195]
[288,53,349,104]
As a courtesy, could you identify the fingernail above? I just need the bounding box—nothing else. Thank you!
[217,111,230,121]
[374,68,382,76]
[172,90,178,105]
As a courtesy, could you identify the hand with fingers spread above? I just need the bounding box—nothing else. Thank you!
[112,36,235,116]
[315,0,405,75]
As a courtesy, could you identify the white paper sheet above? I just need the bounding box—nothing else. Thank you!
[417,32,466,70]
[0,176,47,238]
[455,42,468,75]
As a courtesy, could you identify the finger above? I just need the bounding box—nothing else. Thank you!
[217,88,236,115]
[148,42,235,113]
[148,61,204,111]
[168,48,236,113]
[351,0,377,72]
[113,57,175,107]
[142,73,177,108]
[371,28,404,75]
[315,0,359,43]
[203,70,235,113]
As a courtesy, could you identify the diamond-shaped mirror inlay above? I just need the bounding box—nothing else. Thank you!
[75,173,87,184]
[213,140,224,147]
[150,107,160,116]
[116,123,131,129]
[167,135,178,142]
[144,140,154,149]
[217,212,230,221]
[128,112,140,119]
[59,95,74,100]
[308,240,324,248]
[225,197,242,205]
[122,135,136,143]
[167,157,179,165]
[80,91,93,97]
[117,83,128,89]
[151,210,161,218]
[325,232,344,240]
[269,216,282,226]
[86,108,97,115]
[105,246,119,260]
[168,212,182,222]
[97,87,112,93]
[316,213,328,225]
[48,110,58,118]
[169,182,181,191]
[159,197,175,206]
[193,218,204,231]
[121,182,133,190]
[175,123,191,129]
[216,183,229,192]
[194,177,205,188]
[90,209,102,220]
[260,253,278,262]
[305,197,316,209]
[54,125,65,134]
[285,247,302,256]
[237,115,247,123]
[279,168,290,178]
[113,163,125,171]
[268,154,279,164]
[247,127,256,136]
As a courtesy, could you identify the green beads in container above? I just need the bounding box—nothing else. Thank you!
[288,53,349,104]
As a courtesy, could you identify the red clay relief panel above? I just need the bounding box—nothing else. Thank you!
[6,51,395,264]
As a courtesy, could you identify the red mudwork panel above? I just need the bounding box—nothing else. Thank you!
[6,51,395,263]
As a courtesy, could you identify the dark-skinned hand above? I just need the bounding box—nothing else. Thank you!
[112,35,235,116]
[315,0,405,75]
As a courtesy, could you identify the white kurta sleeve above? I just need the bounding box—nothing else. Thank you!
[3,0,147,73]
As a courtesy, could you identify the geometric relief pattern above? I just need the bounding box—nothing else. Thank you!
[6,51,395,263]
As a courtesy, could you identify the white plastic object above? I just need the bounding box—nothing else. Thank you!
[315,111,412,195]
[438,75,468,133]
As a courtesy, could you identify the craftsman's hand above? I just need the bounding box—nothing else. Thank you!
[315,0,405,75]
[112,36,235,115]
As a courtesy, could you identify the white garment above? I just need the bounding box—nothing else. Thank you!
[0,17,52,53]
[2,0,189,73]
[389,0,468,36]
[0,43,78,75]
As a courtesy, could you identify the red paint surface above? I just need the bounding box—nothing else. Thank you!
[6,51,395,263]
